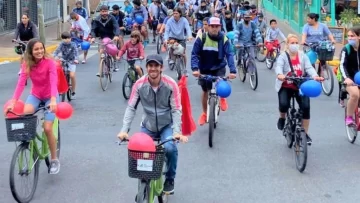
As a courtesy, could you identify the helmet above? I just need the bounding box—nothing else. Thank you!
[14,45,24,55]
[216,80,231,98]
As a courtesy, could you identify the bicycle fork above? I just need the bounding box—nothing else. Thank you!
[206,92,220,123]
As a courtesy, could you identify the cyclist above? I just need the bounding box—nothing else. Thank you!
[90,5,120,77]
[159,9,174,34]
[234,11,263,60]
[70,12,90,64]
[275,34,323,145]
[214,0,229,11]
[124,0,133,14]
[13,14,38,42]
[117,54,188,193]
[111,4,126,49]
[339,27,360,125]
[196,16,209,38]
[116,31,144,77]
[5,38,60,174]
[174,0,190,23]
[130,0,149,42]
[265,19,286,48]
[193,0,212,32]
[165,0,176,9]
[149,0,168,43]
[301,13,336,47]
[53,31,79,99]
[224,10,235,32]
[191,17,236,125]
[164,8,192,67]
[72,0,88,19]
[255,13,267,41]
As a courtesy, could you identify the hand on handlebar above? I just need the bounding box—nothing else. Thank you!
[228,73,236,79]
[3,100,15,116]
[192,70,200,77]
[277,74,286,81]
[173,133,188,143]
[117,131,129,141]
[90,38,96,43]
[313,76,324,81]
[344,78,354,86]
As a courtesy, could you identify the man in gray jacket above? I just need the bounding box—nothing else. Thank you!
[117,54,188,193]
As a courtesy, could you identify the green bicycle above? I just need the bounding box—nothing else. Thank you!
[122,58,144,100]
[118,137,177,203]
[6,103,60,203]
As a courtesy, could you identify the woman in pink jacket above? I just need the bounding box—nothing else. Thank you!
[5,38,60,174]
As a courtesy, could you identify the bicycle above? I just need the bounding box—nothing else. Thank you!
[122,58,144,100]
[96,40,119,91]
[236,44,259,90]
[303,41,335,96]
[118,137,179,203]
[341,83,360,143]
[6,103,60,203]
[264,40,285,70]
[198,75,229,148]
[59,59,75,102]
[167,41,186,81]
[282,76,311,173]
[13,40,28,86]
[156,32,166,54]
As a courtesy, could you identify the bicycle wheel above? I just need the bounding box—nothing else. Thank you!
[10,142,39,203]
[156,35,161,54]
[66,75,72,102]
[99,59,109,91]
[122,72,133,100]
[345,107,358,143]
[283,118,294,148]
[248,60,258,90]
[256,46,266,62]
[237,61,246,82]
[135,180,150,203]
[321,63,334,96]
[108,59,113,83]
[208,97,216,148]
[265,52,275,70]
[175,57,182,81]
[294,128,308,173]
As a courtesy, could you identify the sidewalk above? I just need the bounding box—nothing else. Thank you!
[265,12,341,67]
[0,22,73,63]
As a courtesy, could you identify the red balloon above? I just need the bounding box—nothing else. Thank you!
[3,99,24,118]
[55,102,73,120]
[128,132,156,152]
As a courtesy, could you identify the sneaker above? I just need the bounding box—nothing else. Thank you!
[346,116,355,126]
[71,92,76,99]
[81,60,86,64]
[169,60,175,65]
[152,39,156,43]
[277,118,286,130]
[96,72,100,77]
[198,112,207,126]
[306,134,312,145]
[220,98,228,111]
[163,179,174,193]
[339,100,345,108]
[49,159,60,174]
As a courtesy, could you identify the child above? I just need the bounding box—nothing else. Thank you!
[53,31,79,98]
[116,31,144,77]
[255,13,267,41]
[265,19,286,43]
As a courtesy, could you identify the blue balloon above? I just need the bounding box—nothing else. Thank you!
[81,41,90,51]
[135,16,144,24]
[306,50,318,64]
[300,80,322,98]
[216,80,232,98]
[226,31,235,40]
[354,71,360,85]
[125,17,133,25]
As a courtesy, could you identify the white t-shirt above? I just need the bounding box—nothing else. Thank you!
[71,15,90,39]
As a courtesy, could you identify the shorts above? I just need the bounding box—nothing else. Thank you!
[66,64,76,72]
[198,68,226,92]
[25,94,60,121]
[169,38,186,49]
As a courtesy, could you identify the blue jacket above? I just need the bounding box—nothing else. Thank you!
[191,32,236,74]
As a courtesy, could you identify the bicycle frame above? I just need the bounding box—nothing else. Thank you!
[207,82,220,123]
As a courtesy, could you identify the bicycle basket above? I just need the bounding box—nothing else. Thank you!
[128,146,165,180]
[5,115,38,142]
[316,42,335,61]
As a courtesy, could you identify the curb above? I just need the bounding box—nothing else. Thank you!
[0,44,58,64]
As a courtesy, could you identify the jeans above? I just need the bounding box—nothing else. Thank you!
[141,124,178,180]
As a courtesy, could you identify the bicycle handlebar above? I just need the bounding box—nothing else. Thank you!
[12,40,28,47]
[6,106,50,117]
[198,74,229,82]
[117,137,180,146]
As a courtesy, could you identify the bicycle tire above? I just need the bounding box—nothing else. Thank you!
[175,57,182,81]
[248,60,258,90]
[345,107,358,143]
[108,58,113,83]
[256,46,266,62]
[66,74,72,102]
[284,119,294,148]
[10,142,39,203]
[136,181,149,203]
[294,129,308,173]
[156,35,161,54]
[266,52,275,70]
[208,97,216,148]
[237,62,246,82]
[122,73,133,100]
[60,93,66,102]
[321,64,334,96]
[45,124,61,169]
[99,59,109,91]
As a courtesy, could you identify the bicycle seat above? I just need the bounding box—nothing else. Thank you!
[38,102,46,108]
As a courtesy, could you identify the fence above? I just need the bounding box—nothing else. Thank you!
[21,0,38,25]
[0,0,17,34]
[43,0,58,24]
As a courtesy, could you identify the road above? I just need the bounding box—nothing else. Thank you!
[0,39,360,203]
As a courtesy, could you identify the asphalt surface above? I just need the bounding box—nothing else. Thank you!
[1,38,360,203]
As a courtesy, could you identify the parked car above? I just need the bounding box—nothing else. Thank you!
[91,0,126,18]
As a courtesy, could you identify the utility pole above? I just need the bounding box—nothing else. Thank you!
[37,0,46,45]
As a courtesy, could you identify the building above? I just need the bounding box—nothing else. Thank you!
[262,0,336,33]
